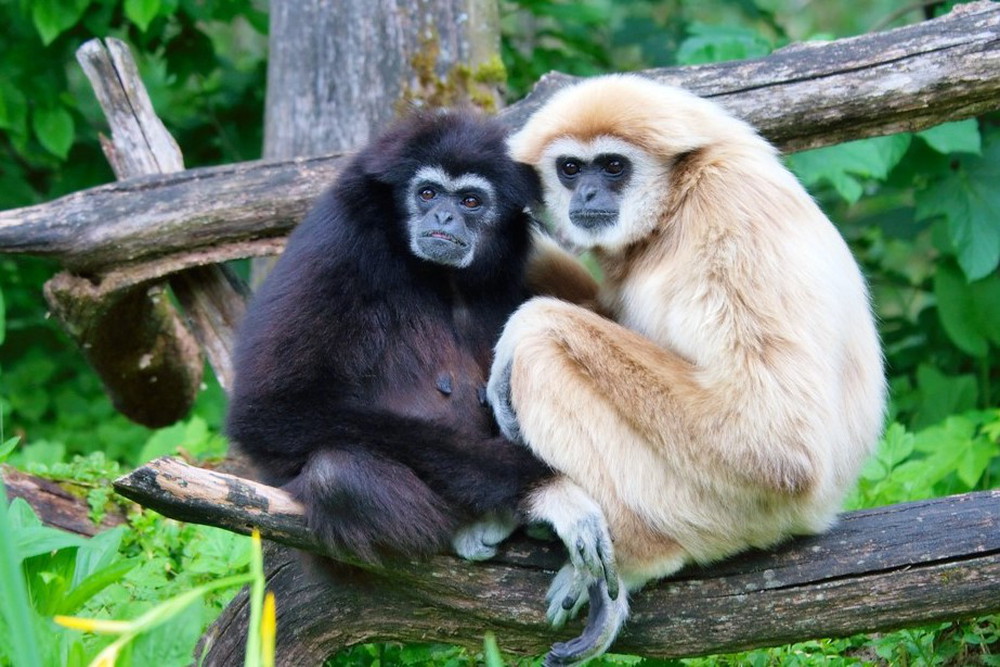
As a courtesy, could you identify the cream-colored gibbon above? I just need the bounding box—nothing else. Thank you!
[487,75,886,664]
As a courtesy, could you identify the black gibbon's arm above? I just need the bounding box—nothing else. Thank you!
[489,75,886,665]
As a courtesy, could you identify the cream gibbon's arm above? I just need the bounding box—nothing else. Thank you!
[489,74,886,666]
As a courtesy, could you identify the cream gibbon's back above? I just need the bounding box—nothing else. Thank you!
[486,74,886,665]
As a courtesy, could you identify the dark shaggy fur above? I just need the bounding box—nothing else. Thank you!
[227,112,551,562]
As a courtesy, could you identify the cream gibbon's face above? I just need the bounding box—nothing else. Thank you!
[537,135,667,252]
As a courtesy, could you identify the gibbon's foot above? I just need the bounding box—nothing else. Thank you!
[563,509,620,602]
[544,580,629,666]
[486,359,523,443]
[546,563,588,627]
[531,478,620,612]
[452,511,519,561]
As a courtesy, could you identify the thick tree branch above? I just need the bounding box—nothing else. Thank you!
[2,2,999,279]
[116,458,1000,663]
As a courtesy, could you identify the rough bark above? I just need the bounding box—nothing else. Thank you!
[3,1,1000,280]
[264,0,502,157]
[37,39,206,427]
[114,457,1000,664]
[2,466,127,537]
[57,38,248,409]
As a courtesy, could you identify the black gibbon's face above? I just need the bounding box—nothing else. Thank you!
[406,166,498,268]
[555,153,632,231]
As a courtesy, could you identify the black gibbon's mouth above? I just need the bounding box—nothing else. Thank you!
[422,231,468,247]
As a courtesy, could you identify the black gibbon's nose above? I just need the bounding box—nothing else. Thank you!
[435,209,455,225]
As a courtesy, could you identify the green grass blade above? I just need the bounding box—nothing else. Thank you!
[0,477,43,667]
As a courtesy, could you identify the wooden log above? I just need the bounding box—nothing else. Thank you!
[2,1,1000,279]
[2,466,126,537]
[114,457,1000,664]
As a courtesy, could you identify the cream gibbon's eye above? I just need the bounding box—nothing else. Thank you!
[559,159,581,177]
[604,159,624,176]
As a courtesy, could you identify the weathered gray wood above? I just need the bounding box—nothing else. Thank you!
[2,1,999,279]
[44,38,204,427]
[170,264,249,392]
[114,458,1000,664]
[73,38,249,399]
[264,0,502,158]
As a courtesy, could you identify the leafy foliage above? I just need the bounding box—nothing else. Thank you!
[1,0,999,665]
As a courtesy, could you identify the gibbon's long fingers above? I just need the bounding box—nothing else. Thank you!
[544,581,629,667]
[546,563,587,628]
[565,511,620,600]
[485,358,523,443]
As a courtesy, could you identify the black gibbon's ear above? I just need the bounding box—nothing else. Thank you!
[356,129,413,185]
[515,161,544,208]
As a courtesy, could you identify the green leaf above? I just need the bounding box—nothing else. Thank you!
[677,23,772,66]
[0,480,43,667]
[917,136,1000,280]
[71,526,126,589]
[31,105,74,159]
[0,437,19,462]
[917,119,981,156]
[14,526,87,560]
[483,633,506,667]
[31,0,91,46]
[913,363,979,430]
[933,260,1000,357]
[125,0,162,31]
[955,437,996,489]
[58,557,139,615]
[0,285,5,347]
[0,81,28,135]
[786,134,912,203]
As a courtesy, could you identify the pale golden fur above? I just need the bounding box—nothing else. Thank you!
[492,75,886,654]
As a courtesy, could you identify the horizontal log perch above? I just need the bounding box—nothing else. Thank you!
[3,1,1000,278]
[116,457,1000,664]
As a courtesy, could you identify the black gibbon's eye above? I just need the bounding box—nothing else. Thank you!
[461,195,481,209]
[419,187,436,201]
[560,160,581,177]
[605,159,624,176]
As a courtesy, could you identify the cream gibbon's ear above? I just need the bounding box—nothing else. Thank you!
[491,74,887,665]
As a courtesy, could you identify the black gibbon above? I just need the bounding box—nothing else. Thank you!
[227,111,597,564]
[487,74,887,664]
